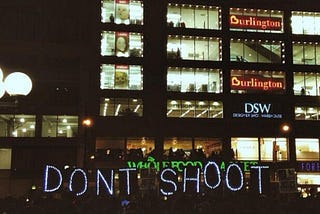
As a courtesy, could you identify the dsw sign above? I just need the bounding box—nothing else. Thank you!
[245,103,271,114]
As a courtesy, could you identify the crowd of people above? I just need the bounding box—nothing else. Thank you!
[1,189,320,214]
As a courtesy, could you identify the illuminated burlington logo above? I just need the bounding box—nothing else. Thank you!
[43,162,269,196]
[230,15,282,30]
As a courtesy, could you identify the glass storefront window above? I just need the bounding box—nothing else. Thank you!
[260,138,288,161]
[164,137,192,160]
[230,70,285,94]
[230,39,284,63]
[95,137,126,161]
[167,35,221,61]
[42,115,78,137]
[230,8,283,33]
[0,148,11,169]
[167,99,223,118]
[297,173,320,185]
[101,0,143,25]
[167,67,222,93]
[293,42,320,65]
[100,97,143,116]
[294,72,320,96]
[295,106,320,120]
[292,11,320,35]
[194,138,223,159]
[100,64,143,90]
[0,114,35,137]
[167,4,221,30]
[126,137,155,159]
[101,31,143,57]
[231,138,259,160]
[296,138,320,161]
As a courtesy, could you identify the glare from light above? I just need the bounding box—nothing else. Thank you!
[62,118,67,123]
[20,118,25,123]
[4,72,32,96]
[0,68,3,81]
[0,82,5,99]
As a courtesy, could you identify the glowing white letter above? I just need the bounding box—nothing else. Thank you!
[183,168,200,193]
[225,163,244,191]
[69,168,88,196]
[43,165,62,193]
[119,168,136,195]
[251,166,269,194]
[96,169,114,195]
[160,168,177,196]
[203,161,221,189]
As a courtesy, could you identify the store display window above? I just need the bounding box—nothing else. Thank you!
[164,137,193,159]
[231,70,285,94]
[95,137,126,161]
[231,137,288,161]
[230,8,283,33]
[292,41,320,65]
[296,138,320,161]
[126,137,155,159]
[230,38,284,63]
[42,115,78,137]
[167,4,221,30]
[292,11,320,35]
[167,99,223,118]
[101,64,143,90]
[295,106,320,120]
[101,0,143,25]
[293,72,320,96]
[100,97,143,116]
[167,67,222,93]
[0,114,35,137]
[260,138,288,161]
[101,31,143,57]
[167,35,221,61]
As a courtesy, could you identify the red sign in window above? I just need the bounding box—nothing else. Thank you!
[230,15,282,31]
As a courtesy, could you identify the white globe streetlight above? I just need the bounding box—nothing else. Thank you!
[0,69,32,99]
[3,72,32,96]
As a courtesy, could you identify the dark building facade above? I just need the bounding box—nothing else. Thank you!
[0,0,320,197]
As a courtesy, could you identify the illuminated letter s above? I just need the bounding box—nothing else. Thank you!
[160,168,177,196]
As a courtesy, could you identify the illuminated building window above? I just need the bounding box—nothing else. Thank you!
[167,67,222,93]
[295,138,320,161]
[100,64,143,90]
[0,148,11,169]
[164,137,193,159]
[126,137,155,159]
[230,38,284,63]
[294,72,320,96]
[295,106,320,120]
[230,8,283,33]
[167,100,223,118]
[230,70,285,94]
[167,35,221,61]
[42,115,78,137]
[0,114,35,137]
[101,31,143,57]
[260,138,288,161]
[297,173,320,185]
[292,11,320,35]
[101,0,143,25]
[167,4,221,30]
[231,138,259,160]
[95,137,126,161]
[100,98,143,116]
[232,137,289,161]
[292,41,320,65]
